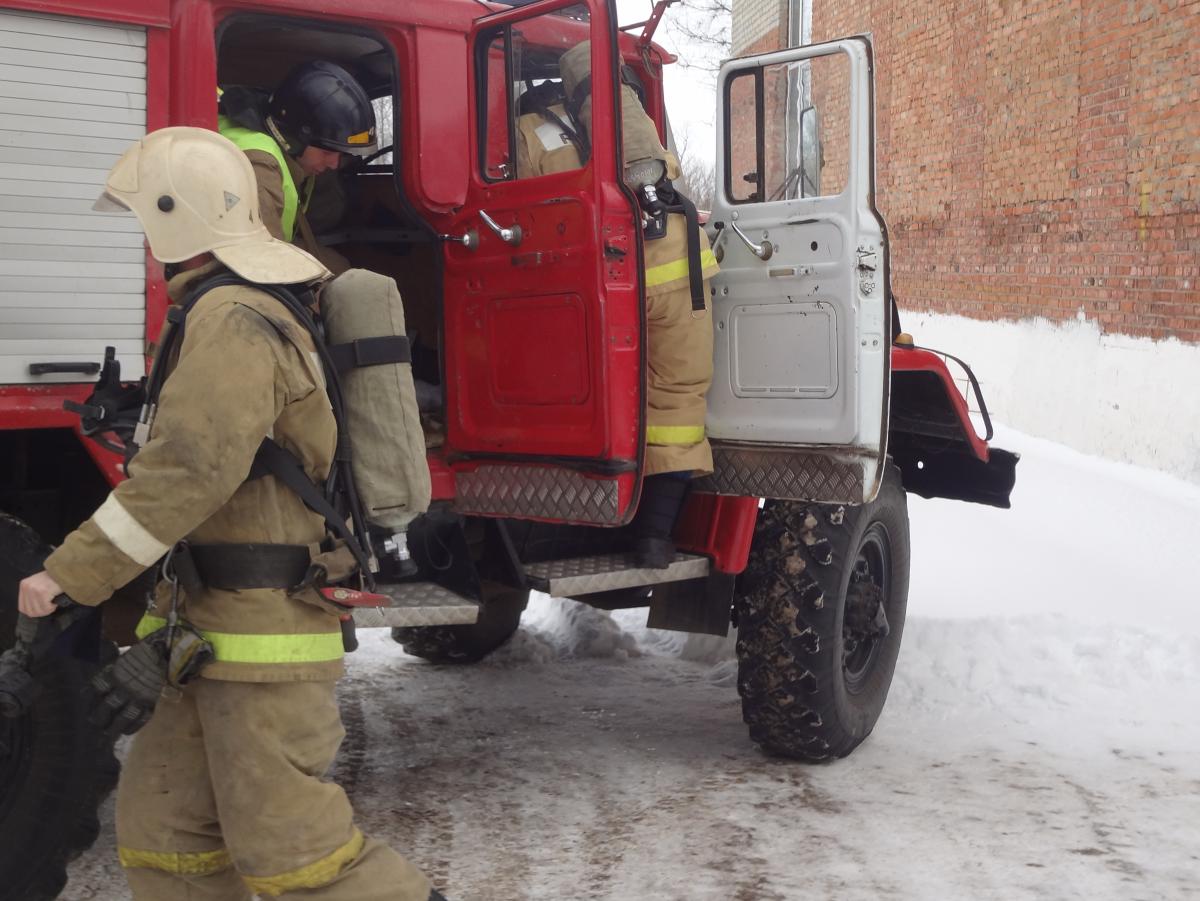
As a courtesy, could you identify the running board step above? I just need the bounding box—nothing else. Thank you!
[525,553,710,597]
[350,582,480,629]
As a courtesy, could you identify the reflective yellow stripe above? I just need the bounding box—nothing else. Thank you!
[646,424,706,446]
[134,613,159,640]
[243,829,365,896]
[119,846,231,876]
[217,114,299,241]
[644,249,719,288]
[136,615,343,665]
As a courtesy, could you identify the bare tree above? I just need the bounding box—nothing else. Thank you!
[664,0,732,77]
[675,145,716,210]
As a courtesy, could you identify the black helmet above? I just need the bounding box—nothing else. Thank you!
[267,61,376,157]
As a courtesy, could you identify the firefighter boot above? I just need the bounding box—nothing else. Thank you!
[631,473,689,569]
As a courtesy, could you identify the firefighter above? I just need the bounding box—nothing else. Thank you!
[16,128,442,901]
[517,43,720,567]
[218,60,377,274]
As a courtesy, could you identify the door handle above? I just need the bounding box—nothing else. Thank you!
[439,230,478,251]
[727,219,773,261]
[28,361,102,376]
[478,209,523,246]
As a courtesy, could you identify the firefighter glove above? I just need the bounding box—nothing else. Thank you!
[89,624,214,738]
[89,629,169,738]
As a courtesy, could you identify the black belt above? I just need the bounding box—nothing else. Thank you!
[177,543,312,592]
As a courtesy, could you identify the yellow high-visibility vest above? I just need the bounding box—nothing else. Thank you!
[217,114,299,241]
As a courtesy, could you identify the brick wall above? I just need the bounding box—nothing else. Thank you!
[731,0,789,55]
[731,0,1200,343]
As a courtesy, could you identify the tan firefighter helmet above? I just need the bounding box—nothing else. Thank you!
[558,42,680,185]
[94,126,328,285]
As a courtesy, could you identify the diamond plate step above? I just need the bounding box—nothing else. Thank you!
[525,553,710,597]
[349,582,480,629]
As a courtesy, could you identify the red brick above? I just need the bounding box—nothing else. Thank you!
[731,0,1200,342]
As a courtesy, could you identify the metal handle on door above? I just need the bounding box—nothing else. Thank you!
[727,219,773,261]
[439,230,478,251]
[479,209,523,246]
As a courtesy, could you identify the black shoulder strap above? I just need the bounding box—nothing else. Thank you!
[563,75,593,163]
[677,191,706,314]
[142,273,246,410]
[150,272,375,585]
[234,280,377,585]
[527,94,590,163]
[654,184,707,313]
[248,438,372,574]
[565,74,591,123]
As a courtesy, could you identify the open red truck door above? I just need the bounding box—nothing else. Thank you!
[441,0,645,525]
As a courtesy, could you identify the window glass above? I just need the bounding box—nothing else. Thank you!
[369,96,393,166]
[479,4,591,182]
[726,51,849,203]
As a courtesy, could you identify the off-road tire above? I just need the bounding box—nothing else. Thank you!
[391,583,529,664]
[735,465,910,761]
[1,513,120,901]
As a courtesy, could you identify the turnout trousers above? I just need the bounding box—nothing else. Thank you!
[115,678,431,900]
[644,280,715,477]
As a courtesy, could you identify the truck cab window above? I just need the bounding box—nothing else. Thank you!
[726,52,850,204]
[214,17,442,372]
[478,4,591,182]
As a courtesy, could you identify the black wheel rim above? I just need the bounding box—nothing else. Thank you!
[842,523,891,693]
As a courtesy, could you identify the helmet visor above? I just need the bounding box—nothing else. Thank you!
[92,190,131,213]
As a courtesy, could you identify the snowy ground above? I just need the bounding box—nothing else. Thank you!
[64,425,1200,900]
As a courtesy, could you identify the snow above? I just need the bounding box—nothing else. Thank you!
[905,311,1200,486]
[63,419,1200,900]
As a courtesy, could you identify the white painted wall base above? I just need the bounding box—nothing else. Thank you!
[901,310,1200,485]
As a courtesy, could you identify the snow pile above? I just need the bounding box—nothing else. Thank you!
[490,596,642,664]
[905,310,1200,484]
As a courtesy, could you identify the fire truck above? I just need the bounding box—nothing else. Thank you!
[0,0,1017,896]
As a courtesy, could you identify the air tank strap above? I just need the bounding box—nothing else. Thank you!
[676,190,706,314]
[146,272,375,585]
[649,182,707,313]
[326,335,411,374]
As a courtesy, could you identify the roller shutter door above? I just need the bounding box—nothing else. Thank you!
[0,8,146,385]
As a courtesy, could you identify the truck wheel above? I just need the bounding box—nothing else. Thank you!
[735,466,910,761]
[1,513,120,901]
[392,583,529,664]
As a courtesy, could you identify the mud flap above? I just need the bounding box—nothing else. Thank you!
[891,446,1019,509]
